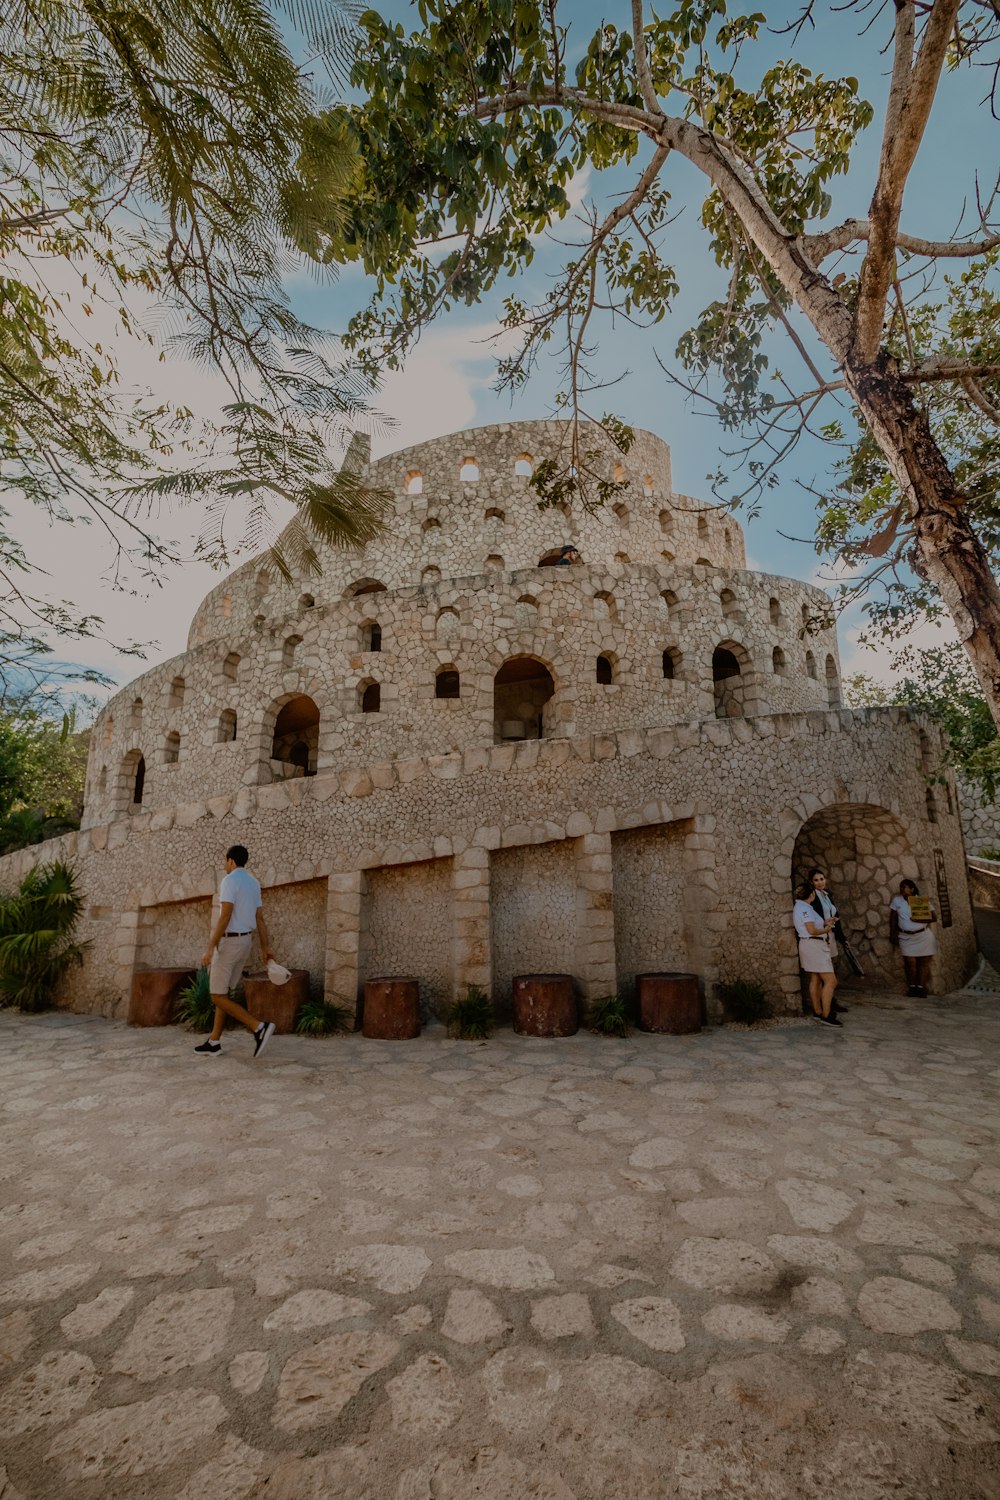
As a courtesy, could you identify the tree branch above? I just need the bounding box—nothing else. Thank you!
[806,216,1000,261]
[630,1,663,117]
[853,0,962,361]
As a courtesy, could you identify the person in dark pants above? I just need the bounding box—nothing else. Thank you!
[195,844,276,1057]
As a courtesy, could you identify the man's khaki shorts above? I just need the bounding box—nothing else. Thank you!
[209,933,253,995]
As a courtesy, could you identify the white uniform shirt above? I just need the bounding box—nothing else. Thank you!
[219,867,262,933]
[793,899,827,941]
[890,894,923,933]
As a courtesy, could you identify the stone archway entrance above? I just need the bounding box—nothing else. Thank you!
[792,802,919,988]
[493,658,555,743]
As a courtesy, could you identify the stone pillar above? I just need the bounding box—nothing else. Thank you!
[452,847,491,1000]
[681,814,722,1017]
[575,833,617,1002]
[325,870,365,1026]
[111,909,145,1020]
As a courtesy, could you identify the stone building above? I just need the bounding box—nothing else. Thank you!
[1,421,976,1020]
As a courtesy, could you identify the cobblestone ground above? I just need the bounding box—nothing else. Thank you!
[1,990,999,1500]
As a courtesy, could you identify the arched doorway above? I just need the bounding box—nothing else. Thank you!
[792,802,919,989]
[494,657,555,742]
[271,695,320,777]
[712,642,751,719]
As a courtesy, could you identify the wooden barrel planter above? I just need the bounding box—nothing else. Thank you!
[242,968,310,1035]
[512,973,578,1038]
[362,977,421,1040]
[128,967,195,1027]
[636,972,702,1035]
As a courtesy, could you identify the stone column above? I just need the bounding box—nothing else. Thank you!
[325,870,365,1026]
[681,814,722,1017]
[575,833,617,1002]
[452,847,491,1000]
[112,909,145,1020]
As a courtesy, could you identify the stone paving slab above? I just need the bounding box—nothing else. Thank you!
[1,991,999,1498]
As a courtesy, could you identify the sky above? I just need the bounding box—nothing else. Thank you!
[24,0,999,701]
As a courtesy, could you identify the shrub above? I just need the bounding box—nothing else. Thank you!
[177,967,214,1030]
[295,995,353,1036]
[446,984,495,1039]
[588,992,630,1037]
[0,860,88,1011]
[718,979,772,1024]
[979,845,1000,862]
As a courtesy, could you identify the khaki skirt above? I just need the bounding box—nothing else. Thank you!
[798,935,834,974]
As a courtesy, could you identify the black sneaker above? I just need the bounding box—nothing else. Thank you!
[194,1038,221,1055]
[819,1014,843,1028]
[253,1021,276,1058]
[835,1002,849,1013]
[811,1013,824,1024]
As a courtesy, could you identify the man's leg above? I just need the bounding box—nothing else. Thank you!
[210,991,262,1035]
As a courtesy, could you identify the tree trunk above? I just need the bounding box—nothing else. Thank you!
[847,356,1000,729]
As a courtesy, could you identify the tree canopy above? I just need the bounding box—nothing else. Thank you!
[334,1,1000,724]
[1,0,386,691]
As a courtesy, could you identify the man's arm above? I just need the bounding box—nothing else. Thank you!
[256,906,273,965]
[201,901,234,970]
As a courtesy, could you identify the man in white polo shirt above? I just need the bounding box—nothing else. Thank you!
[195,844,276,1057]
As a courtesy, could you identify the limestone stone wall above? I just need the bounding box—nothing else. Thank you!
[490,841,582,1014]
[360,857,454,1019]
[611,822,695,1000]
[2,706,975,1024]
[958,776,1000,857]
[80,421,840,829]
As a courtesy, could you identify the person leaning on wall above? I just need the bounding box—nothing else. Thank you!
[889,878,938,998]
[793,880,842,1028]
[802,867,849,1019]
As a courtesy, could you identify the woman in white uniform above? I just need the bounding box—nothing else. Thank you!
[890,879,937,997]
[793,881,841,1027]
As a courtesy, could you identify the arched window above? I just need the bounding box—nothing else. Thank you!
[494,657,555,743]
[769,597,781,627]
[661,589,679,618]
[347,579,387,599]
[614,551,631,564]
[220,592,232,620]
[719,588,739,620]
[223,652,240,681]
[514,595,538,629]
[131,754,145,806]
[594,590,617,622]
[168,675,185,709]
[801,603,811,629]
[926,786,938,825]
[484,553,504,572]
[661,550,675,563]
[271,695,319,777]
[612,502,629,527]
[435,667,460,699]
[513,454,533,478]
[712,645,749,720]
[299,593,316,611]
[256,569,270,594]
[825,653,840,708]
[163,731,181,765]
[98,765,107,794]
[218,709,237,743]
[282,634,302,669]
[697,514,709,537]
[130,697,143,730]
[360,681,381,714]
[724,528,731,547]
[642,474,654,496]
[662,648,677,680]
[695,557,711,566]
[436,606,460,636]
[659,509,673,535]
[121,749,144,808]
[806,650,818,679]
[421,516,441,534]
[422,565,441,586]
[459,457,480,482]
[613,462,626,483]
[361,621,382,652]
[596,655,614,684]
[404,469,423,495]
[772,647,786,675]
[538,548,565,567]
[485,506,505,524]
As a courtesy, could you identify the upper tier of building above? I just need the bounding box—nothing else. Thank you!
[82,421,839,828]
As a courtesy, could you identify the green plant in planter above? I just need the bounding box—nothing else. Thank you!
[718,979,772,1024]
[177,966,214,1030]
[587,992,631,1037]
[296,995,353,1036]
[446,984,495,1039]
[0,860,88,1011]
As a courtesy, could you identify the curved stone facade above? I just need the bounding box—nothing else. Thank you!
[82,422,842,827]
[1,421,975,1022]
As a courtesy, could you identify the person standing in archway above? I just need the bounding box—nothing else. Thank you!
[793,880,841,1027]
[890,879,938,998]
[803,867,850,1019]
[195,844,276,1057]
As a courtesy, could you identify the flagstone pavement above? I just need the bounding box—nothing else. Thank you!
[1,989,999,1500]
